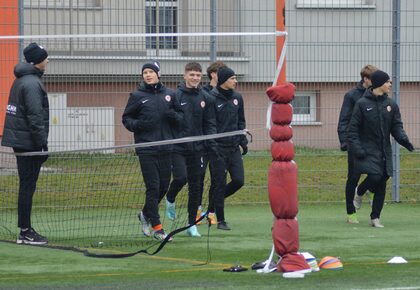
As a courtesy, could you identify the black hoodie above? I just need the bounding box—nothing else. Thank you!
[1,63,49,151]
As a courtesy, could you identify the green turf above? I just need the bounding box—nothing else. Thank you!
[2,149,419,206]
[1,203,420,290]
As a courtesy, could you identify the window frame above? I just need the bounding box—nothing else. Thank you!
[145,0,179,55]
[296,0,376,9]
[291,91,318,125]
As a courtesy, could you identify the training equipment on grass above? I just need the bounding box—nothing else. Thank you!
[266,82,311,274]
[387,256,408,264]
[282,272,305,278]
[318,256,343,270]
[300,252,320,272]
[223,265,248,272]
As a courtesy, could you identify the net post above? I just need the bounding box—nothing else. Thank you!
[276,0,286,85]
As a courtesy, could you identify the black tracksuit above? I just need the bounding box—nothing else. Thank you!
[197,83,215,207]
[208,86,247,222]
[166,82,217,225]
[1,63,49,229]
[122,82,183,227]
[347,89,412,219]
[337,81,368,215]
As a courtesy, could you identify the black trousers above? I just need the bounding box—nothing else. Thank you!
[357,173,389,219]
[209,147,244,222]
[166,152,204,225]
[138,153,171,227]
[345,153,368,214]
[197,155,208,207]
[16,155,46,229]
[197,155,217,211]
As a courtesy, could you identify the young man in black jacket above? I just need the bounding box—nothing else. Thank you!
[347,70,414,228]
[337,65,378,224]
[2,43,50,245]
[198,61,225,225]
[208,66,248,230]
[164,62,217,237]
[122,60,183,241]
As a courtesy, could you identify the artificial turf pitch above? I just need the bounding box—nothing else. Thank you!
[1,203,420,290]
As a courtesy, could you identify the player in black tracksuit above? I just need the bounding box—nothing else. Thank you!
[165,62,217,237]
[337,65,377,223]
[122,61,183,241]
[208,66,248,231]
[1,43,50,245]
[197,61,225,221]
[347,70,414,227]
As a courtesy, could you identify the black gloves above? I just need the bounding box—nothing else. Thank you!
[340,143,348,152]
[355,149,366,159]
[400,139,415,152]
[240,144,248,156]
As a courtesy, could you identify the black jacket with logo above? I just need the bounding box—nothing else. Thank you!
[1,63,49,151]
[337,80,366,150]
[347,89,412,176]
[210,87,247,149]
[122,82,183,155]
[172,82,217,153]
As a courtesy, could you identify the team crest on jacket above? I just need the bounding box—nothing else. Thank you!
[165,95,171,102]
[200,101,205,108]
[387,105,391,112]
[233,99,238,106]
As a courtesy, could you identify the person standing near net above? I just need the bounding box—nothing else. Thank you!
[337,65,378,224]
[1,43,50,245]
[122,60,183,241]
[165,62,217,237]
[195,61,226,225]
[347,70,414,228]
[208,66,248,230]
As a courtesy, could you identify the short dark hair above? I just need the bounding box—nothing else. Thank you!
[206,61,225,80]
[185,62,202,73]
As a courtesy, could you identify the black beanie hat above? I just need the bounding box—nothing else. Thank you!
[371,70,390,89]
[142,60,161,78]
[23,43,48,65]
[217,66,235,86]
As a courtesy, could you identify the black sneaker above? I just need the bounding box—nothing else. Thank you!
[217,221,231,231]
[16,228,48,245]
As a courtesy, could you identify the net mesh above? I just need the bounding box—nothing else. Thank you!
[0,131,249,251]
[0,30,285,253]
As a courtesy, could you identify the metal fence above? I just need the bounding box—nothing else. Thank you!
[0,0,419,202]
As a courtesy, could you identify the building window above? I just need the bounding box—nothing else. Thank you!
[291,92,317,123]
[296,0,375,9]
[145,0,178,50]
